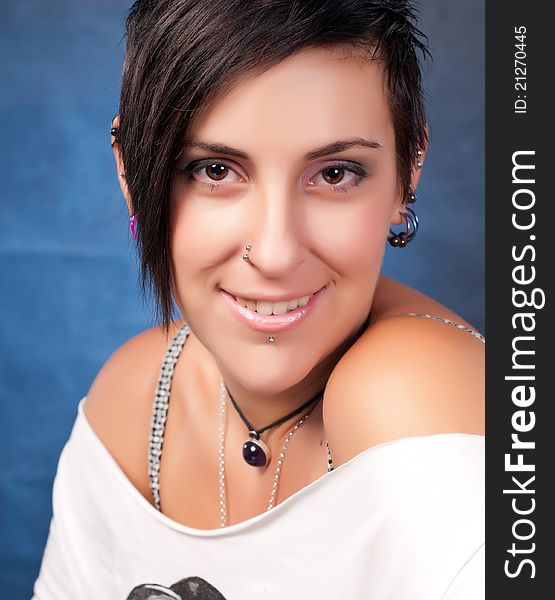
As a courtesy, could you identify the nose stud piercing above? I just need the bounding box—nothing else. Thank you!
[242,244,252,262]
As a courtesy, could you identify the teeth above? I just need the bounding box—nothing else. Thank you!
[255,301,273,315]
[234,293,314,314]
[287,299,299,310]
[271,301,289,315]
[244,299,257,311]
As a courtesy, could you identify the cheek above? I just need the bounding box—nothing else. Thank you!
[170,179,235,274]
[170,202,197,287]
[169,191,219,312]
[309,196,392,280]
[307,158,399,275]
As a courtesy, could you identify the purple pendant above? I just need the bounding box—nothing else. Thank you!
[243,433,270,467]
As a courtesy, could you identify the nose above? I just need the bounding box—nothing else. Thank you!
[244,181,305,278]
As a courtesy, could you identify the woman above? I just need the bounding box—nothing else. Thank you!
[32,1,485,598]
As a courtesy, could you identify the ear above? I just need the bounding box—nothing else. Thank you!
[111,115,133,216]
[389,123,429,225]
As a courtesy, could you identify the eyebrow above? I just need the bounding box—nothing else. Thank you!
[185,137,383,161]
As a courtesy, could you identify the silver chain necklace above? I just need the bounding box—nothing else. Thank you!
[217,378,314,528]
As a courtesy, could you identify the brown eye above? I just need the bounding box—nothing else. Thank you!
[206,163,229,181]
[322,167,345,185]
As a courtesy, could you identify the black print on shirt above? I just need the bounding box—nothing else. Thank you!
[126,576,227,599]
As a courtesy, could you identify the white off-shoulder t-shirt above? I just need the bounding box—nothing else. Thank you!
[32,315,485,600]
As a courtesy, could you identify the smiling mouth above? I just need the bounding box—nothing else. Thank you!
[223,285,327,315]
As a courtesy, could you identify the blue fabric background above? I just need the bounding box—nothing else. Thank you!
[0,1,484,597]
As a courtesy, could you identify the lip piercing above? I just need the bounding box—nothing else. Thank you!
[268,336,275,343]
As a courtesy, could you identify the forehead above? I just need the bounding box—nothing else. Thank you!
[189,47,392,155]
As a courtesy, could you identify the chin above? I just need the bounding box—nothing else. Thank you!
[223,345,319,394]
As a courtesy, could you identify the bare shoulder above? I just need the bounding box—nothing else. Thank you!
[323,278,485,466]
[369,274,480,330]
[83,320,187,502]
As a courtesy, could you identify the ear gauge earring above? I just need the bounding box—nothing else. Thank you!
[387,190,419,248]
[389,149,423,246]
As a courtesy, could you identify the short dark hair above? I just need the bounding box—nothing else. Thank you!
[117,0,431,332]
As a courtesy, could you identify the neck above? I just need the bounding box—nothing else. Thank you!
[226,382,322,436]
[221,358,332,443]
[218,311,371,446]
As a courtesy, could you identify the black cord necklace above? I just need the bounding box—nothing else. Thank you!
[224,308,373,468]
[223,383,325,467]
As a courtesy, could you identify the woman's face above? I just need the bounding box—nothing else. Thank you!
[170,47,412,394]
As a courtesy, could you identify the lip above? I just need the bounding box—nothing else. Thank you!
[219,285,328,333]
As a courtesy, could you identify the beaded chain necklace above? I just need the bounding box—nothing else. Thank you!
[147,312,484,526]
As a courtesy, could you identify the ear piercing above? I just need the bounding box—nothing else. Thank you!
[112,122,133,237]
[110,124,119,148]
[387,188,419,247]
[390,148,422,244]
[416,148,423,169]
[129,214,138,241]
[387,205,419,248]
